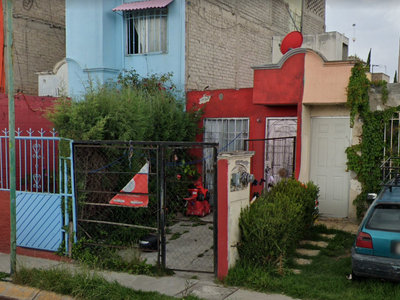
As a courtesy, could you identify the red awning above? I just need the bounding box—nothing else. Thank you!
[113,0,173,11]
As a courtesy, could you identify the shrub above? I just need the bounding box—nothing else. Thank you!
[237,178,319,266]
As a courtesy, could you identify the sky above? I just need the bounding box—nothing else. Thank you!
[325,0,400,82]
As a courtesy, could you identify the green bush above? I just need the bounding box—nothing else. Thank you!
[237,178,319,266]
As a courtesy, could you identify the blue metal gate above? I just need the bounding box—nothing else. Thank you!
[0,128,76,252]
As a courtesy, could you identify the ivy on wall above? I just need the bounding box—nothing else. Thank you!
[346,62,395,218]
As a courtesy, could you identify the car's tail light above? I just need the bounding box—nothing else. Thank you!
[356,231,373,249]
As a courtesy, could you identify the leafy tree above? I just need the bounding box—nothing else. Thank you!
[394,71,397,83]
[366,48,371,72]
[46,71,202,142]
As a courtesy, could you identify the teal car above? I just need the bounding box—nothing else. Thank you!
[351,185,400,281]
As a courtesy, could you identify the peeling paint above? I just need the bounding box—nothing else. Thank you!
[199,94,211,104]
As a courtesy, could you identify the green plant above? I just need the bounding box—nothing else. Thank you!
[238,178,319,267]
[12,267,202,300]
[46,70,203,143]
[346,62,399,218]
[225,226,400,300]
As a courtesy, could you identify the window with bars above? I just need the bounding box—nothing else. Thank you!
[203,118,250,152]
[126,8,168,55]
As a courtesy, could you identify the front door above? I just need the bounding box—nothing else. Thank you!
[310,117,350,218]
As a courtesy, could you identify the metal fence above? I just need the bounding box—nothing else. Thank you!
[245,136,296,184]
[73,140,218,274]
[0,128,60,192]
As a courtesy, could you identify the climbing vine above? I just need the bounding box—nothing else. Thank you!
[371,80,389,104]
[346,62,397,218]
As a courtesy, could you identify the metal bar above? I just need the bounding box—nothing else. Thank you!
[292,137,297,175]
[68,140,77,243]
[244,136,297,142]
[156,145,160,266]
[0,136,3,189]
[72,140,219,147]
[398,112,400,157]
[160,145,166,268]
[6,0,16,276]
[78,219,157,231]
[77,190,156,196]
[213,145,218,277]
[24,139,27,191]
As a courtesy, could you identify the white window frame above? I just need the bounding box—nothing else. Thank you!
[203,118,250,152]
[125,8,168,55]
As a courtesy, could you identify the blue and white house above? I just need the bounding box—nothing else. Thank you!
[65,0,185,97]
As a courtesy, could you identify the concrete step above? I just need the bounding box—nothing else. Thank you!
[299,240,329,248]
[296,249,320,256]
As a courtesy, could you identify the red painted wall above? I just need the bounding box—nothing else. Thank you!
[187,89,299,196]
[217,159,228,280]
[0,93,55,131]
[187,52,306,196]
[0,190,10,253]
[253,53,305,106]
[0,94,59,259]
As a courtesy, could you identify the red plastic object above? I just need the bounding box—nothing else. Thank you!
[280,31,303,55]
[183,181,211,217]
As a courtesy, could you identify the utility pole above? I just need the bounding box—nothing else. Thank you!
[6,0,16,275]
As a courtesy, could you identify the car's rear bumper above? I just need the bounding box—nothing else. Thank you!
[352,248,400,281]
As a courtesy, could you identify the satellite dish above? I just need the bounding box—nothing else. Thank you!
[280,31,303,55]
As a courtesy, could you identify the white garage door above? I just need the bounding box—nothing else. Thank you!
[310,117,350,218]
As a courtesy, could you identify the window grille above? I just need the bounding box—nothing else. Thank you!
[126,8,168,54]
[204,118,250,152]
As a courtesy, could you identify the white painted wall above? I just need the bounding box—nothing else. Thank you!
[38,60,69,97]
[218,151,254,269]
[272,31,349,63]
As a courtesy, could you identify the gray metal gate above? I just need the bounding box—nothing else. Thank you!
[0,128,76,252]
[73,140,218,274]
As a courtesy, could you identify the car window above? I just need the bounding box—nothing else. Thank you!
[366,204,400,232]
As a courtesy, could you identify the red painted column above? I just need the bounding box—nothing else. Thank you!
[217,159,228,280]
[0,191,10,253]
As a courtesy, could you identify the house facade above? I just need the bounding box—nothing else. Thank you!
[187,48,358,220]
[49,0,326,97]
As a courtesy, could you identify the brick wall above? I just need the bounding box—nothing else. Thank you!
[302,0,325,34]
[186,0,325,91]
[5,0,66,95]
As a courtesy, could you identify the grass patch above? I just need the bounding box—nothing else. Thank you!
[71,241,172,277]
[225,225,400,300]
[170,232,183,240]
[0,272,9,280]
[13,267,204,300]
[192,222,206,227]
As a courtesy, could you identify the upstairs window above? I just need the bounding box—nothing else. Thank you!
[126,8,168,55]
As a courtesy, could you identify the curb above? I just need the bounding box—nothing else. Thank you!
[0,282,74,300]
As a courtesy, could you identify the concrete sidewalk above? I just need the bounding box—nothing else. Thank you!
[0,253,295,300]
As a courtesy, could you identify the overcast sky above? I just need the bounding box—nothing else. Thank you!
[326,0,400,82]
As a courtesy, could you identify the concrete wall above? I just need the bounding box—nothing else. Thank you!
[302,0,325,34]
[38,60,68,97]
[303,50,354,104]
[185,0,325,91]
[217,151,254,280]
[6,0,66,95]
[273,32,349,63]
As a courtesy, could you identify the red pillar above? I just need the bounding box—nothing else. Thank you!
[217,159,228,280]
